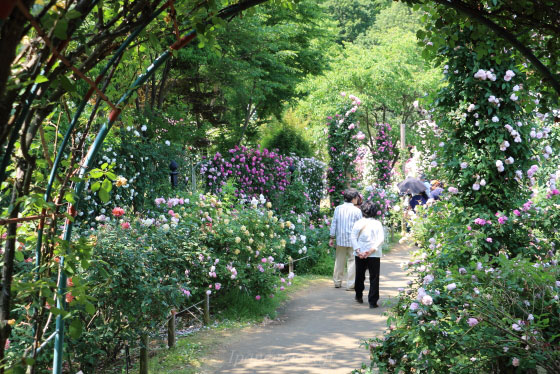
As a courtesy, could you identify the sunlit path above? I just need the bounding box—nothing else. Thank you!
[203,243,413,374]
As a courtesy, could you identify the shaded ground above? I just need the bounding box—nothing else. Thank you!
[201,243,413,374]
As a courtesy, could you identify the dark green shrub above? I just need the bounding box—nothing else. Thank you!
[262,126,313,158]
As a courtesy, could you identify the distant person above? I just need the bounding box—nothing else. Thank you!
[420,174,433,199]
[409,192,428,211]
[431,187,444,200]
[351,201,385,308]
[431,180,444,200]
[329,188,362,290]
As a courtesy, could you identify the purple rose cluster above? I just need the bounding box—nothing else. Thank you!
[200,145,294,200]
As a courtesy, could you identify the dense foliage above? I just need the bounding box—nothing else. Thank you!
[261,125,313,158]
[355,193,560,374]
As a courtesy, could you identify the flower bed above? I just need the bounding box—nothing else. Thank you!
[63,193,329,370]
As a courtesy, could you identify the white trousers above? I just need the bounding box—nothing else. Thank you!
[333,245,355,289]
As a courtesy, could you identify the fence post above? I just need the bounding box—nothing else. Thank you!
[167,311,176,348]
[191,158,197,194]
[289,257,294,274]
[204,293,210,325]
[139,334,148,374]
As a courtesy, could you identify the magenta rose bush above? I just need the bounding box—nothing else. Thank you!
[199,146,326,217]
[200,145,293,199]
[369,123,397,188]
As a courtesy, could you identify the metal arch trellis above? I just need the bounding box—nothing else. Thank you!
[1,0,269,372]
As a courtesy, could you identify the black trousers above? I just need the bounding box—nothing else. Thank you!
[355,256,380,306]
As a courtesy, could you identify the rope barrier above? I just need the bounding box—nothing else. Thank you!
[153,299,205,332]
[291,255,312,263]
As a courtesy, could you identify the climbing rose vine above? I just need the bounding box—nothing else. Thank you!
[326,93,364,207]
[370,123,397,187]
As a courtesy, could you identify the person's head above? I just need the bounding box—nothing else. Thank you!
[361,201,382,219]
[343,188,360,203]
[355,193,363,206]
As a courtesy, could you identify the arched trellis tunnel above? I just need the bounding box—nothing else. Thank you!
[1,1,560,373]
[0,0,270,372]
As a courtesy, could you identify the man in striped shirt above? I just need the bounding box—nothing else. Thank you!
[329,188,363,289]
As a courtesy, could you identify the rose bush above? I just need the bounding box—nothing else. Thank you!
[355,251,560,374]
[63,192,331,371]
[200,147,326,217]
[369,123,397,188]
[327,93,364,207]
[200,145,293,199]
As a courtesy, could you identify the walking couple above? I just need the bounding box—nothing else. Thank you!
[329,188,384,309]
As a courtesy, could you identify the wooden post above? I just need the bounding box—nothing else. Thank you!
[139,334,148,374]
[289,257,294,274]
[167,311,176,348]
[204,293,210,325]
[191,159,196,194]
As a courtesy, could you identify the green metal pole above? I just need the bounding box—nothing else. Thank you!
[33,2,169,362]
[52,33,191,374]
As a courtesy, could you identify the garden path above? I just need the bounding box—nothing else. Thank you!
[201,242,413,374]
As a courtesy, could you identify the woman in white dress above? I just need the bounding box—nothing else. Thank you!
[350,201,385,308]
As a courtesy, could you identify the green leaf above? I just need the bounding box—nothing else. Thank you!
[101,178,112,193]
[66,9,81,19]
[59,75,76,92]
[64,192,76,204]
[91,181,101,192]
[53,19,68,40]
[105,172,117,181]
[85,301,96,315]
[50,307,64,315]
[69,319,83,339]
[89,170,103,178]
[15,251,24,262]
[99,188,110,203]
[35,75,49,84]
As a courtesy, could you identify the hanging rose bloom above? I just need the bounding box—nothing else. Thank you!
[65,292,75,303]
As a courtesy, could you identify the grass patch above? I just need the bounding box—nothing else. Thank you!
[305,247,335,276]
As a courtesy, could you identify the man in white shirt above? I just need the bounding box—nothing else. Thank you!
[329,188,363,289]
